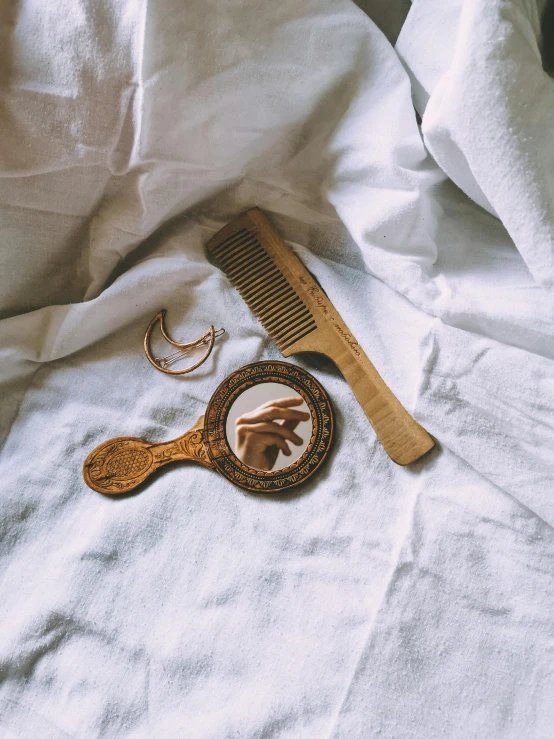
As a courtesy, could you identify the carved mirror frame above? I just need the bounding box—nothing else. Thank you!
[204,361,334,493]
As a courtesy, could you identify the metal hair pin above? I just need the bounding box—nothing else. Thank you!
[144,309,225,376]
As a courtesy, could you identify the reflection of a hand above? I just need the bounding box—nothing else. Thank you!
[234,397,310,471]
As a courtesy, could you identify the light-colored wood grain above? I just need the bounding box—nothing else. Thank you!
[206,208,435,465]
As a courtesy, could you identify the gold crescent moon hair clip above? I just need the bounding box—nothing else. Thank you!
[144,309,225,375]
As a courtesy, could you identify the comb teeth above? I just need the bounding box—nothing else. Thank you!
[209,227,316,350]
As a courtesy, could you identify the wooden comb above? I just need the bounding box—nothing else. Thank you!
[206,208,434,465]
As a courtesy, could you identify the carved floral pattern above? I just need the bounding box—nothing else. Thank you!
[84,439,155,493]
[180,429,213,469]
[83,427,214,494]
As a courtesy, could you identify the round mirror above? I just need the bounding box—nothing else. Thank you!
[204,361,334,493]
[83,361,334,496]
[226,383,312,471]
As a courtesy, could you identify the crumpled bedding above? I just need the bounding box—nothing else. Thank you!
[1,1,553,737]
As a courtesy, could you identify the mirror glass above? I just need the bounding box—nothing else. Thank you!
[226,382,312,471]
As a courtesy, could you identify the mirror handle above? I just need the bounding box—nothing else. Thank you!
[82,416,214,494]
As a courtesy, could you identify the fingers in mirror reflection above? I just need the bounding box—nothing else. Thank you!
[226,383,312,471]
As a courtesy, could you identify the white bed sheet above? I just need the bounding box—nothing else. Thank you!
[1,1,553,737]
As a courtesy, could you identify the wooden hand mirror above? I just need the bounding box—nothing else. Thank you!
[83,361,334,495]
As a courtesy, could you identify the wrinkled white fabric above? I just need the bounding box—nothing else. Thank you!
[1,1,553,737]
[398,0,554,288]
